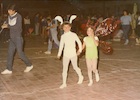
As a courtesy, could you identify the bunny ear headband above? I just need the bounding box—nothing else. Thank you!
[55,15,77,25]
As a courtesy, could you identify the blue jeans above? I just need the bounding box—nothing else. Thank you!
[47,31,60,52]
[7,37,32,70]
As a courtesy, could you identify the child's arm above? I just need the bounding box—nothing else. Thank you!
[82,41,86,51]
[75,35,82,56]
[57,36,64,59]
[76,38,82,52]
[94,36,99,46]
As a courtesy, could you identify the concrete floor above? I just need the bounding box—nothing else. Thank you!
[0,36,140,100]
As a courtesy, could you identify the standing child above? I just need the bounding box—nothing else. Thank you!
[57,22,84,89]
[82,26,100,86]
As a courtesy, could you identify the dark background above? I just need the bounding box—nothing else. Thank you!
[1,0,140,17]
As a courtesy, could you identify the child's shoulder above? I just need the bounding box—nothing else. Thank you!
[70,32,78,37]
[83,36,88,41]
[71,31,76,34]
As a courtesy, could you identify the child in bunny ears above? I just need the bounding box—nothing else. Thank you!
[56,15,84,89]
[82,26,100,86]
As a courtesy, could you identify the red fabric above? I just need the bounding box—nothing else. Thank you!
[95,18,121,37]
[81,24,87,34]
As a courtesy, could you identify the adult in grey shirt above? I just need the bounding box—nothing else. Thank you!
[1,4,33,74]
[120,10,132,45]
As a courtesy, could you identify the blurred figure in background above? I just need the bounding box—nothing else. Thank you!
[135,12,140,45]
[120,10,132,45]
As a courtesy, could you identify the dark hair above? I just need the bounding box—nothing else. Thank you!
[7,4,17,11]
[87,26,95,31]
[62,21,72,28]
[47,18,51,22]
[86,26,95,35]
[123,10,129,14]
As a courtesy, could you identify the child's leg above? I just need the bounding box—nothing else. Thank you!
[86,59,93,86]
[92,59,100,82]
[60,56,70,89]
[51,32,60,47]
[71,56,84,84]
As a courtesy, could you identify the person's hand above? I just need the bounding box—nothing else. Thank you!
[1,24,8,29]
[77,49,81,56]
[55,56,61,60]
[57,56,61,60]
[77,51,81,56]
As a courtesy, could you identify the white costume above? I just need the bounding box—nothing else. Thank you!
[58,31,82,58]
[56,15,84,89]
